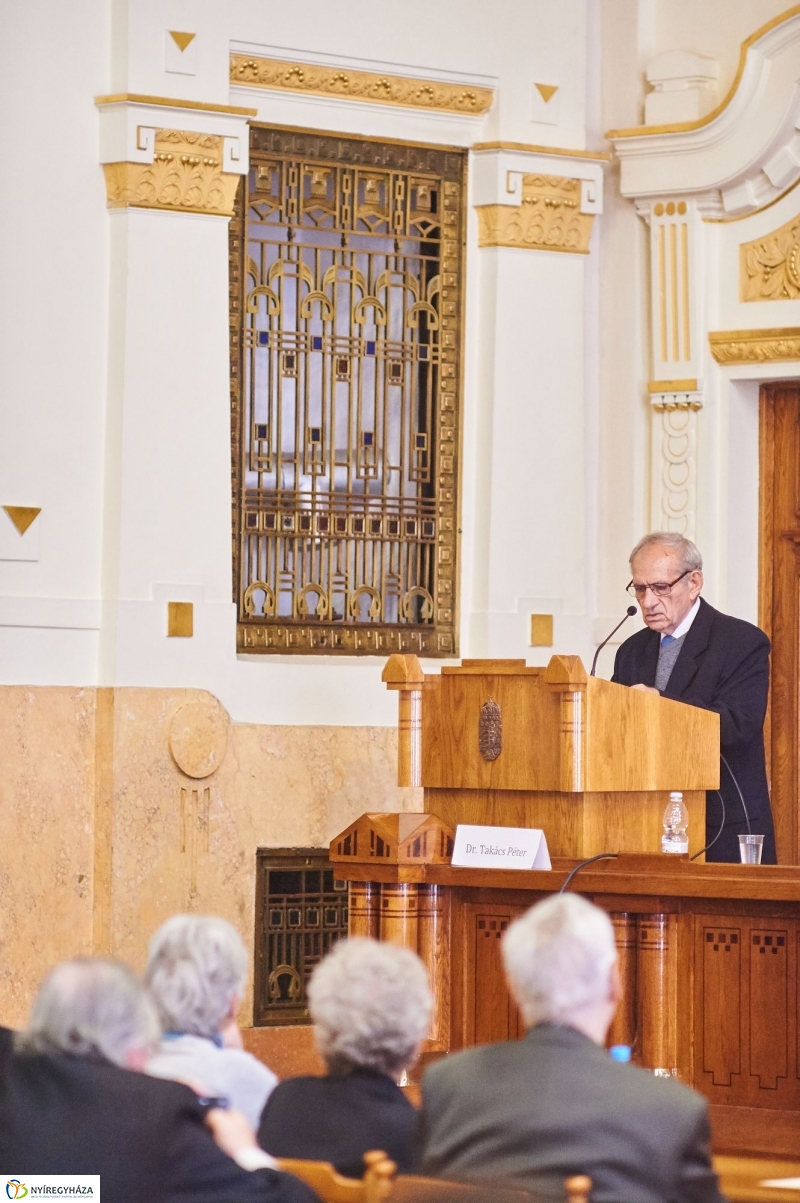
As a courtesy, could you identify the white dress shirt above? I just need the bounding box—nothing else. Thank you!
[662,596,701,644]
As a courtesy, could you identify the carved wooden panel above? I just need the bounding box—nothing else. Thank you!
[695,914,800,1108]
[701,926,742,1087]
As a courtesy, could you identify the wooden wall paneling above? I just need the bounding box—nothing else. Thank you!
[748,924,790,1091]
[696,916,744,1095]
[637,913,679,1073]
[379,883,419,948]
[418,884,451,1051]
[759,383,800,864]
[607,912,638,1050]
[348,881,380,937]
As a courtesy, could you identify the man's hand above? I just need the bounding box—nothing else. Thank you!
[631,683,660,695]
[206,1107,258,1155]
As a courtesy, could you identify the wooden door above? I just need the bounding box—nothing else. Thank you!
[760,383,800,863]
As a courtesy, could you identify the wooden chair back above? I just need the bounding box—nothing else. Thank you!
[276,1150,395,1203]
[277,1152,591,1203]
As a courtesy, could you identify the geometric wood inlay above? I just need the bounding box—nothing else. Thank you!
[474,913,521,1047]
[702,927,742,1086]
[750,929,788,1090]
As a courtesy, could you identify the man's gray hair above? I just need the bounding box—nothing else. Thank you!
[502,895,617,1027]
[17,958,159,1067]
[145,915,248,1039]
[308,937,432,1077]
[629,531,702,573]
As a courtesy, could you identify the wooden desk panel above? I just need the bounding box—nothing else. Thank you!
[336,854,800,1157]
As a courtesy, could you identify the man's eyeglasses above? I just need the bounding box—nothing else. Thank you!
[626,569,691,600]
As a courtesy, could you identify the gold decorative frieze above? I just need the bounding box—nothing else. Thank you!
[709,327,800,363]
[229,53,493,115]
[102,129,239,217]
[740,214,800,300]
[476,175,593,253]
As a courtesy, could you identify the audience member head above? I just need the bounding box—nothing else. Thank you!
[502,894,619,1044]
[145,914,248,1041]
[308,937,432,1078]
[17,958,159,1070]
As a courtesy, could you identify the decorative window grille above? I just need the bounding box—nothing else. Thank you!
[254,848,348,1026]
[230,127,466,655]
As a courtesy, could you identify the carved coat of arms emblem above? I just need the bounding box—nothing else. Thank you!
[478,699,502,761]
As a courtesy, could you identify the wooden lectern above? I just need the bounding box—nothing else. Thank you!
[383,653,720,858]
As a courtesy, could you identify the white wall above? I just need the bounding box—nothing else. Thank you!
[5,0,784,720]
[0,0,110,683]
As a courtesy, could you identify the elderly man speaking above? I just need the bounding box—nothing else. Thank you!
[612,531,776,863]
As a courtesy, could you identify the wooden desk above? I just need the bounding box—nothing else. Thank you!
[716,1157,800,1202]
[333,837,800,1159]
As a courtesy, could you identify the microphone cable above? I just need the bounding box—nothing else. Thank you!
[689,790,726,861]
[558,852,619,894]
[721,753,752,835]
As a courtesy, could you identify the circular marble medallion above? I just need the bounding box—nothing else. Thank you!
[169,697,230,779]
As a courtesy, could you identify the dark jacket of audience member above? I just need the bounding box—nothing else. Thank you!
[259,937,431,1178]
[419,1024,721,1203]
[259,1065,417,1179]
[0,1051,315,1203]
[0,1026,12,1071]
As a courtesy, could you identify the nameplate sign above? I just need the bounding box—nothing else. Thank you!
[451,824,551,871]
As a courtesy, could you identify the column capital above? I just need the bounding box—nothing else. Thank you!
[96,94,253,217]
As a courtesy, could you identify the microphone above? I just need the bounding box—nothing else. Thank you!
[590,606,637,677]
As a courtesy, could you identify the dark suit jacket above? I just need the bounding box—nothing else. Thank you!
[0,1052,316,1203]
[259,1068,418,1179]
[0,1027,12,1073]
[612,597,776,863]
[418,1024,723,1203]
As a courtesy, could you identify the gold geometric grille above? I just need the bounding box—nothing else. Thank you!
[229,126,466,655]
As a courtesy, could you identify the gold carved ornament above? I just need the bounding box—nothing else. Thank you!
[476,175,593,254]
[709,328,800,363]
[102,130,240,217]
[740,214,800,300]
[230,54,493,116]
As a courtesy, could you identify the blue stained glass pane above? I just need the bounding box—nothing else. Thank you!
[415,433,426,449]
[257,331,268,346]
[418,345,429,360]
[256,424,268,440]
[309,427,321,443]
[365,341,376,355]
[363,431,374,446]
[312,336,323,351]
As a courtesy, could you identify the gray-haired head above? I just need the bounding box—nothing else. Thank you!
[629,532,702,574]
[308,937,432,1077]
[145,915,248,1039]
[17,958,160,1068]
[502,894,618,1028]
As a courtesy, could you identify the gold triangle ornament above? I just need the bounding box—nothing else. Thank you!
[169,30,196,52]
[534,83,559,104]
[3,506,41,536]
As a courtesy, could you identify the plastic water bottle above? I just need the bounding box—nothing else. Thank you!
[609,1045,631,1063]
[661,792,689,854]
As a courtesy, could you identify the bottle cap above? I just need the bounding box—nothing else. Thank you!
[609,1044,631,1063]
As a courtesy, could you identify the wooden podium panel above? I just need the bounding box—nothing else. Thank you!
[421,658,719,793]
[423,786,708,859]
[388,654,720,857]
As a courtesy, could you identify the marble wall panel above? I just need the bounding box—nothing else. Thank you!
[0,687,96,1028]
[0,684,415,1031]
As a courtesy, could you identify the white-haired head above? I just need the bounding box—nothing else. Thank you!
[630,531,702,574]
[308,937,432,1078]
[17,958,160,1068]
[502,894,618,1028]
[145,915,248,1039]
